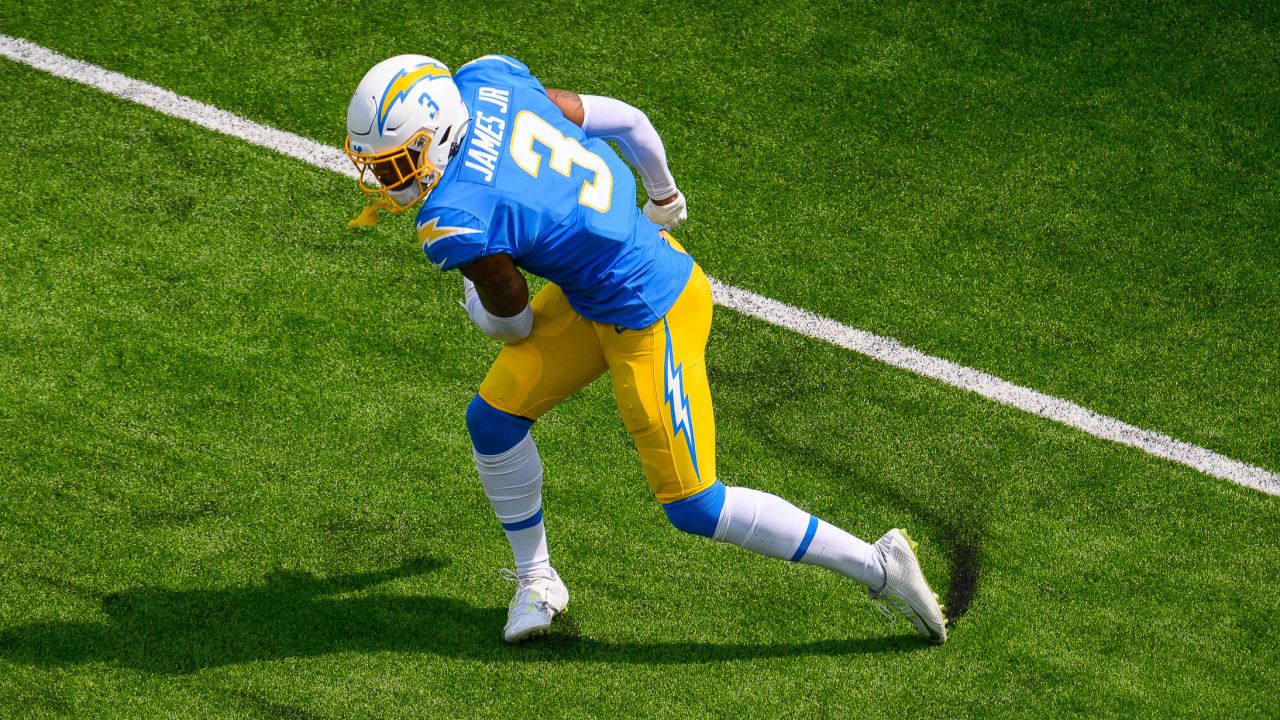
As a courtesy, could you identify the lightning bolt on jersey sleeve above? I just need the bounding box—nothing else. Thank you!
[417,207,489,271]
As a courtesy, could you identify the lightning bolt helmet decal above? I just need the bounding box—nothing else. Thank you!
[378,62,451,135]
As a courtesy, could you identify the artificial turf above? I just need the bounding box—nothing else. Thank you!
[1,2,1278,717]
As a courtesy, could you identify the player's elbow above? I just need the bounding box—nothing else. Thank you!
[661,482,726,538]
[616,107,654,138]
[580,95,654,140]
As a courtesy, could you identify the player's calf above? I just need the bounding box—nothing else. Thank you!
[467,395,555,582]
[662,482,946,643]
[663,482,882,584]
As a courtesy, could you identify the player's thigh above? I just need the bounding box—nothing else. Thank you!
[479,283,607,420]
[602,264,716,503]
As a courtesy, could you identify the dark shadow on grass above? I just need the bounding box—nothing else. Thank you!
[772,431,985,629]
[709,345,986,629]
[0,559,924,674]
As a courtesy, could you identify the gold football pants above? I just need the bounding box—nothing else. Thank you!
[478,258,716,503]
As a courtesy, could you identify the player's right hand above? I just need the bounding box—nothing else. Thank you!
[643,190,687,231]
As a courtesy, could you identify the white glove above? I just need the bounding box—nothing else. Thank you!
[643,190,687,231]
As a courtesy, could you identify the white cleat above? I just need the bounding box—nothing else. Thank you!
[870,528,948,644]
[501,570,569,644]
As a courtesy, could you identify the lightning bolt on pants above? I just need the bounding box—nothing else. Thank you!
[476,263,717,504]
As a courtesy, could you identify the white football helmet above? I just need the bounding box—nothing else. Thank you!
[345,55,470,212]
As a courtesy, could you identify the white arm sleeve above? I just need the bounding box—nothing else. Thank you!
[579,94,677,200]
[462,278,533,343]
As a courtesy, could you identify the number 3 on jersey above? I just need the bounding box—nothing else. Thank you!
[509,110,613,212]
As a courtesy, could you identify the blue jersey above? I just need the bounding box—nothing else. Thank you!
[416,55,694,330]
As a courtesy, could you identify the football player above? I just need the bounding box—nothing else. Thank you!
[343,54,948,644]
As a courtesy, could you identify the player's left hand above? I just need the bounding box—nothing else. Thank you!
[643,190,687,231]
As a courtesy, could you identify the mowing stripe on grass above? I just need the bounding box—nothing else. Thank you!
[711,281,1279,496]
[3,33,1276,496]
[0,35,357,180]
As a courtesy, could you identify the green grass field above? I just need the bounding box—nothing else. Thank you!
[2,1,1278,717]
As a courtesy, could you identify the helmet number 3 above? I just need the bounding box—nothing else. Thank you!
[509,110,613,212]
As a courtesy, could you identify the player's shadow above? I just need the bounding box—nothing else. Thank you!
[0,558,921,674]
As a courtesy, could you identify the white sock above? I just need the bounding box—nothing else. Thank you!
[474,434,553,579]
[804,519,887,590]
[713,486,886,589]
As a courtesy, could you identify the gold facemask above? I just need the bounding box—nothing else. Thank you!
[344,128,441,213]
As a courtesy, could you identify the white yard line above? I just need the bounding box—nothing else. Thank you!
[711,282,1279,495]
[0,35,356,180]
[4,33,1277,496]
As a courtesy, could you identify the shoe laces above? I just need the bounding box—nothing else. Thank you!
[872,587,912,625]
[875,591,906,625]
[500,568,552,610]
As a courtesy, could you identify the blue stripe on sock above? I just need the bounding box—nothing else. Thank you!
[501,508,543,532]
[790,515,820,562]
